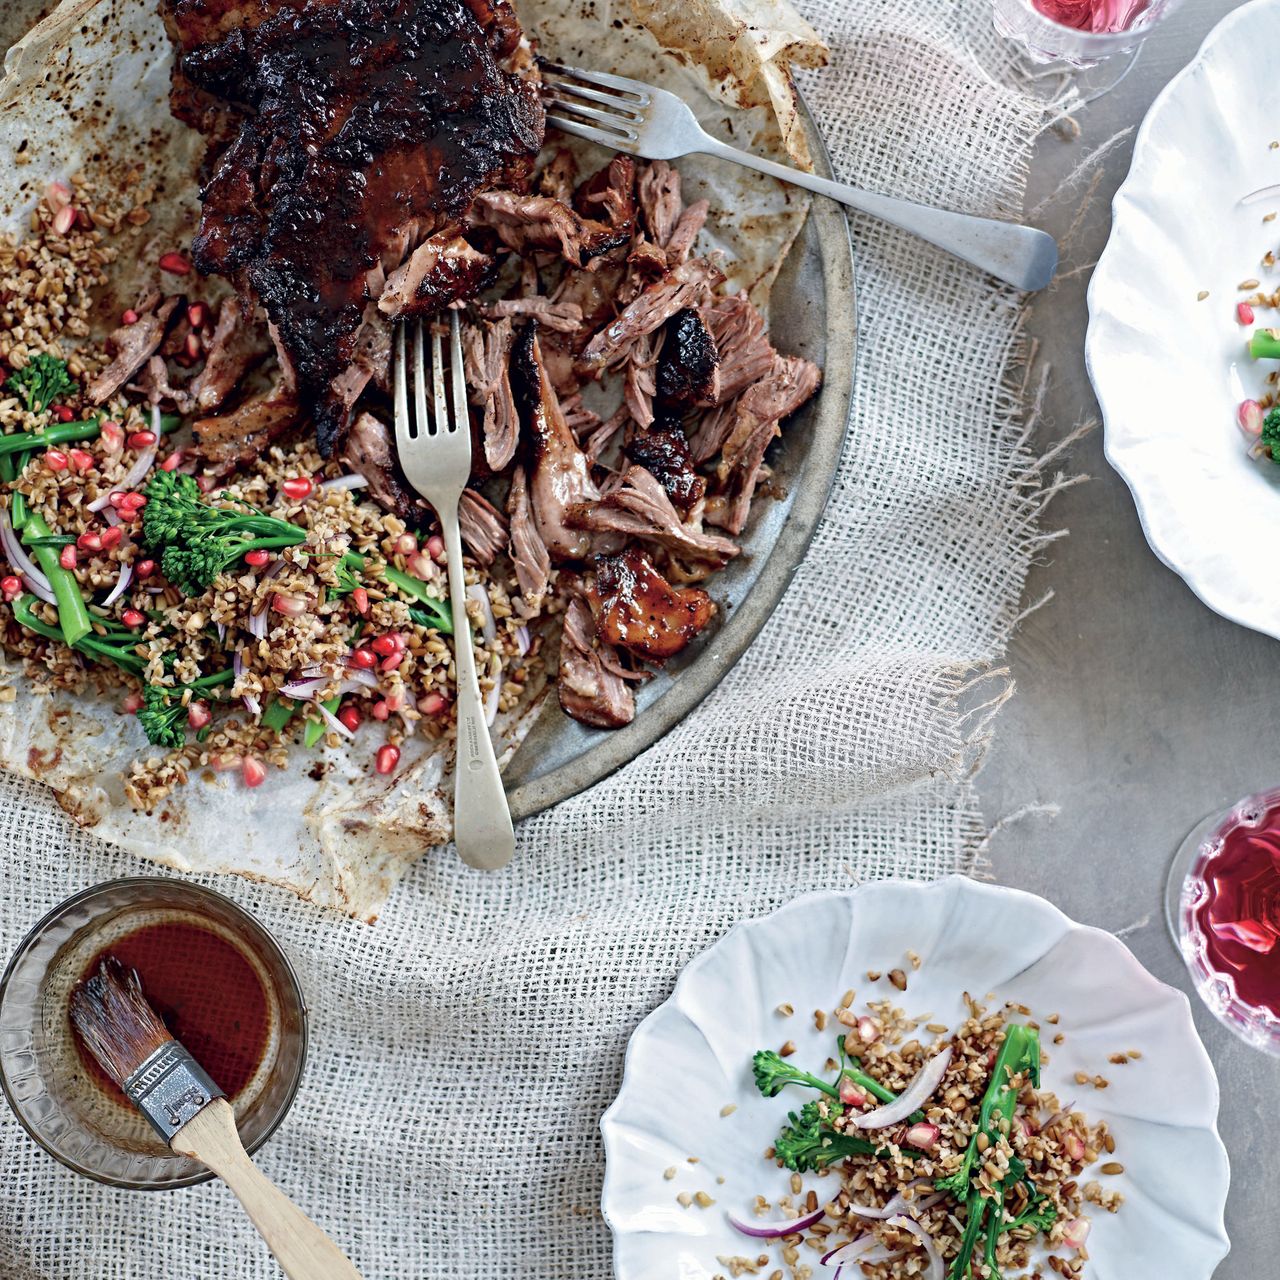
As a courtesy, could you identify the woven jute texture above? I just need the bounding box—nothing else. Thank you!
[0,1,1052,1274]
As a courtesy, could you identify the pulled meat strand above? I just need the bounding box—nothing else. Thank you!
[189,296,269,412]
[507,463,551,607]
[464,317,519,471]
[87,297,179,404]
[557,594,636,728]
[458,488,508,565]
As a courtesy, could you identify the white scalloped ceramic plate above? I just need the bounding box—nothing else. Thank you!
[600,878,1230,1279]
[1088,0,1280,638]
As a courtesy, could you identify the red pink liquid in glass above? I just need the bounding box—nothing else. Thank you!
[1030,0,1149,31]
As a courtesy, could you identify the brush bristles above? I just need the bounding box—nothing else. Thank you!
[68,957,172,1087]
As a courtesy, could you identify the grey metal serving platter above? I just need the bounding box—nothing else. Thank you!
[505,95,856,819]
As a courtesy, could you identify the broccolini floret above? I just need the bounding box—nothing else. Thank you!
[135,671,235,749]
[771,1099,900,1172]
[752,1049,840,1099]
[6,353,75,414]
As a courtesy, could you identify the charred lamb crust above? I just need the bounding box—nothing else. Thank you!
[168,0,544,404]
[655,307,720,408]
[588,547,715,663]
[623,414,706,515]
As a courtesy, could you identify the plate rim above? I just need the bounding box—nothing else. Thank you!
[505,84,856,821]
[1086,0,1280,639]
[598,875,1232,1278]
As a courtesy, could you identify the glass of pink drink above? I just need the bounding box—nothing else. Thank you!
[1167,789,1280,1056]
[969,0,1186,103]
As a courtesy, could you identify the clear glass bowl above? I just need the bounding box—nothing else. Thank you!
[990,0,1185,68]
[1166,789,1280,1057]
[0,878,308,1188]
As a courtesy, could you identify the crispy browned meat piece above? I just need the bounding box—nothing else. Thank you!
[192,382,301,468]
[707,353,823,534]
[588,547,715,662]
[573,154,637,237]
[557,594,635,728]
[506,463,550,607]
[656,308,720,408]
[567,465,738,567]
[624,416,706,515]
[467,191,628,266]
[87,297,179,404]
[377,233,496,320]
[189,296,270,412]
[164,0,544,424]
[341,411,423,521]
[509,322,598,562]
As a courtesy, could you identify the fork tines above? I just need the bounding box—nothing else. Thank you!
[393,314,465,441]
[537,59,649,147]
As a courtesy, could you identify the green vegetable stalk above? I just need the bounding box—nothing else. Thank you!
[0,412,179,458]
[5,353,75,414]
[303,695,341,748]
[21,512,91,646]
[1250,330,1280,361]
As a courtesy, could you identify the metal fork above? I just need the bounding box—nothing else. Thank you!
[393,312,515,870]
[539,61,1058,292]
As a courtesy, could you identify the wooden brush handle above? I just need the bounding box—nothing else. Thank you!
[171,1099,364,1280]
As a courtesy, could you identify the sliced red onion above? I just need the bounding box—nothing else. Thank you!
[1241,183,1280,206]
[118,441,158,492]
[278,675,327,701]
[314,699,354,739]
[1,507,51,592]
[467,582,497,643]
[885,1215,943,1280]
[483,675,501,726]
[822,1236,881,1266]
[246,608,268,640]
[86,492,114,513]
[233,649,245,679]
[727,1206,824,1239]
[1041,1100,1076,1130]
[320,473,368,492]
[342,665,378,689]
[242,691,262,716]
[215,620,226,643]
[515,624,531,655]
[21,573,57,605]
[337,677,376,699]
[845,1183,946,1223]
[851,1045,953,1130]
[100,562,133,608]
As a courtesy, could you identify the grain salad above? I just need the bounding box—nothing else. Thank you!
[723,990,1123,1280]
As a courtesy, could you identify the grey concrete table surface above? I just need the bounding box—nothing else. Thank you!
[981,2,1280,1275]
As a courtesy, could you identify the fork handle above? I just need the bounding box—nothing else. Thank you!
[697,137,1057,292]
[440,511,515,870]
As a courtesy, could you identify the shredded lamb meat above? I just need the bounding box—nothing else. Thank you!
[557,594,636,728]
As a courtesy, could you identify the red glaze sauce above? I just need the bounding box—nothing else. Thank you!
[1192,802,1280,1016]
[75,920,269,1102]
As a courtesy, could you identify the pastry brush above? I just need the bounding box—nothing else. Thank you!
[70,958,363,1280]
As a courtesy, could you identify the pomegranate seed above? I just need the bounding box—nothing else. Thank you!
[351,585,369,616]
[44,448,69,472]
[380,652,404,673]
[371,699,390,721]
[271,592,308,616]
[187,700,211,730]
[52,205,77,236]
[186,302,208,329]
[120,309,139,326]
[76,531,103,552]
[417,692,448,715]
[1064,1131,1085,1162]
[68,447,95,472]
[857,1016,880,1044]
[1,574,21,600]
[241,755,266,787]
[426,534,445,561]
[127,429,157,448]
[159,450,184,472]
[407,552,434,579]
[45,180,72,211]
[117,492,147,514]
[370,633,397,657]
[838,1077,867,1107]
[108,491,125,508]
[337,704,363,733]
[385,692,404,712]
[375,744,400,775]
[184,332,202,360]
[52,404,75,422]
[349,647,377,670]
[390,632,407,652]
[244,549,270,567]
[1238,301,1255,325]
[59,545,77,569]
[394,532,417,556]
[121,608,145,628]
[99,420,124,451]
[209,752,242,772]
[99,525,123,550]
[904,1121,939,1151]
[281,476,313,501]
[1238,398,1265,437]
[158,251,191,275]
[121,691,144,714]
[135,559,156,579]
[196,475,214,493]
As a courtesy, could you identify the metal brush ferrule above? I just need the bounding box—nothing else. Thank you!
[122,1040,224,1142]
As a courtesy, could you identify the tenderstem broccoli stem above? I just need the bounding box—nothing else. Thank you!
[1250,330,1280,360]
[0,413,179,457]
[22,512,91,646]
